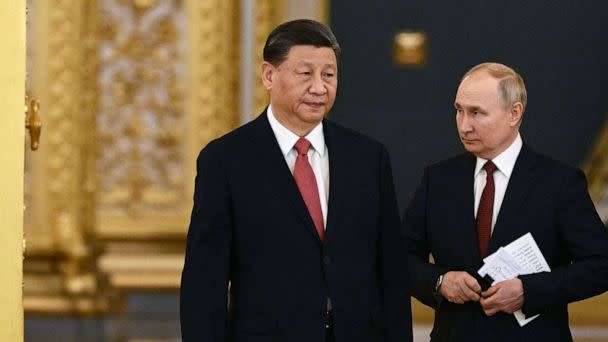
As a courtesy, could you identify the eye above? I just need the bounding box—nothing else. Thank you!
[298,71,312,76]
[323,72,335,78]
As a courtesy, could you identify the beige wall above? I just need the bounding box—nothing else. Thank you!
[0,0,25,341]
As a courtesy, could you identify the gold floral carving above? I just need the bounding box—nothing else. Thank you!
[96,0,240,291]
[24,0,111,314]
[97,0,186,215]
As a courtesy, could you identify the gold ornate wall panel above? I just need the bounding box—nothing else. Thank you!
[25,0,241,312]
[187,0,240,150]
[571,117,608,326]
[97,0,240,290]
[23,0,285,314]
[96,0,189,238]
[253,0,285,116]
[583,118,608,223]
[24,0,111,315]
[569,116,608,326]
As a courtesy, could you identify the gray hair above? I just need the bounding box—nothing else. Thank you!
[462,62,527,112]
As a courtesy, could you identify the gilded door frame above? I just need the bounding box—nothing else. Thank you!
[0,0,25,340]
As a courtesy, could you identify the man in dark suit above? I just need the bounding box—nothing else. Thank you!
[404,62,608,341]
[180,19,412,342]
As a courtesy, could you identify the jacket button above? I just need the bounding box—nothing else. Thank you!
[323,256,331,265]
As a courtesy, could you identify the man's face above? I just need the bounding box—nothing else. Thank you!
[263,45,338,134]
[454,72,520,160]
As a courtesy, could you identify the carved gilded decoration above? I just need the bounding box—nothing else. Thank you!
[24,0,111,314]
[187,0,239,149]
[583,118,608,223]
[97,0,240,290]
[23,0,310,316]
[97,0,186,216]
[571,120,608,326]
[253,0,285,117]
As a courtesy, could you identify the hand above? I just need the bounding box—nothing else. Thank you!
[439,271,481,304]
[480,278,524,316]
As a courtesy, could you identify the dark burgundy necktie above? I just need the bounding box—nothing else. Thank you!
[293,138,325,241]
[476,161,497,258]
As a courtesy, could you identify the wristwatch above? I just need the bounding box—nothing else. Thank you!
[434,274,444,292]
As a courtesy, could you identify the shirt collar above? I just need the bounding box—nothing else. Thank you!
[475,133,523,178]
[267,105,326,157]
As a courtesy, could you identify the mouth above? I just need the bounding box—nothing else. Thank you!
[304,101,325,109]
[460,137,478,144]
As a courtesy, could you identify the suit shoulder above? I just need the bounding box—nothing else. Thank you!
[325,119,385,151]
[197,117,258,155]
[426,152,472,172]
[526,148,582,178]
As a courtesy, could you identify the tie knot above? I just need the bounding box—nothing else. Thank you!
[483,160,497,175]
[294,138,312,156]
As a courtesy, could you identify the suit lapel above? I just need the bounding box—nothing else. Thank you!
[453,153,482,268]
[246,111,322,244]
[488,145,540,254]
[322,121,345,245]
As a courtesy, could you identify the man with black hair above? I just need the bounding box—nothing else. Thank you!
[181,19,412,342]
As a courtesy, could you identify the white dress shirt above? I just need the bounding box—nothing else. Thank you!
[267,106,330,227]
[474,134,523,233]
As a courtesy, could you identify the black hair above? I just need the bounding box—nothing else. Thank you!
[263,19,341,66]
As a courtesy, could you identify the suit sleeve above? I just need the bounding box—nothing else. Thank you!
[520,169,608,316]
[378,146,413,342]
[180,143,232,342]
[402,168,449,308]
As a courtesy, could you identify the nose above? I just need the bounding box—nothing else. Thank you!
[309,73,327,95]
[457,113,473,134]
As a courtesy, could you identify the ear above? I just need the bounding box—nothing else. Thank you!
[509,102,524,127]
[261,62,274,90]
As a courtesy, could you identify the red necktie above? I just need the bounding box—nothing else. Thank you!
[476,161,497,258]
[293,138,325,241]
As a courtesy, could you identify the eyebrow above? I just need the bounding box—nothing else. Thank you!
[296,61,336,68]
[454,102,482,112]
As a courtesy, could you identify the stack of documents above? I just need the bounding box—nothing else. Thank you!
[477,233,551,326]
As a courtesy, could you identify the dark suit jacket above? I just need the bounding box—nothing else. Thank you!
[404,144,608,342]
[181,112,412,342]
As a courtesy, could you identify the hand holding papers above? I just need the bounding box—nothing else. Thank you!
[478,233,551,326]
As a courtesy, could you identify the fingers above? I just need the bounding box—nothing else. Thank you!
[479,291,500,316]
[440,271,482,304]
[481,284,499,298]
[458,280,480,302]
[483,305,499,316]
[464,276,482,294]
[479,279,525,316]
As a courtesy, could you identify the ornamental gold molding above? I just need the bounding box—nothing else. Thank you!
[253,0,285,117]
[98,0,240,290]
[97,0,187,219]
[24,0,113,315]
[583,117,608,223]
[187,0,239,150]
[24,0,279,315]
